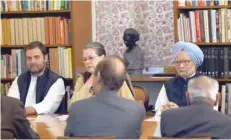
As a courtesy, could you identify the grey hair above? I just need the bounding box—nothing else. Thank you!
[187,76,218,103]
[84,42,106,56]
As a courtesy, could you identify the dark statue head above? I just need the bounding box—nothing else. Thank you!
[123,28,140,49]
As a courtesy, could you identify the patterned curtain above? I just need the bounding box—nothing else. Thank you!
[93,0,174,67]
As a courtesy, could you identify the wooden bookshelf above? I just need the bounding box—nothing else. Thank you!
[1,44,72,48]
[71,2,92,83]
[216,78,231,82]
[195,42,231,46]
[173,1,231,83]
[178,5,231,10]
[1,1,92,85]
[1,78,15,82]
[1,10,71,15]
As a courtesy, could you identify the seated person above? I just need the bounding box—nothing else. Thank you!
[155,41,204,112]
[1,95,39,139]
[65,56,146,139]
[160,76,231,139]
[69,42,134,105]
[8,41,65,115]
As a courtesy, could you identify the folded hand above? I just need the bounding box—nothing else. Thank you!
[160,102,179,112]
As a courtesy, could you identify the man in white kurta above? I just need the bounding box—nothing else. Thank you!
[8,41,65,115]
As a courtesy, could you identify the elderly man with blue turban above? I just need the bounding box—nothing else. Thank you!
[155,41,204,113]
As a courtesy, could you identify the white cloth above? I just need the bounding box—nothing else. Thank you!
[155,85,169,111]
[8,76,65,114]
[153,116,162,137]
[25,76,37,106]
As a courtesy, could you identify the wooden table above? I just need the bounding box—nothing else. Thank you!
[28,115,157,139]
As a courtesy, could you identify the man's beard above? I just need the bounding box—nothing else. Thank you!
[28,64,46,75]
[177,70,192,78]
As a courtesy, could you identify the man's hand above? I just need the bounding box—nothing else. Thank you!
[160,102,179,112]
[25,106,37,116]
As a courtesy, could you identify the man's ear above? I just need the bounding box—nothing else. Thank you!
[96,71,102,84]
[214,92,220,106]
[186,92,191,105]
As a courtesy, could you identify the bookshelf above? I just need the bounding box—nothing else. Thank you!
[1,1,92,94]
[195,42,231,46]
[173,1,231,81]
[1,0,72,79]
[1,10,71,15]
[178,5,231,10]
[1,44,72,48]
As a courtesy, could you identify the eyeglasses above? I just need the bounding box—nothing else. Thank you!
[173,60,192,65]
[82,56,98,62]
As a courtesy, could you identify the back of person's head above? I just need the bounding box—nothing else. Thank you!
[187,76,219,106]
[94,55,126,91]
[84,42,106,56]
[25,41,47,55]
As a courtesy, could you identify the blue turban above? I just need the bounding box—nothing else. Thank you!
[172,41,204,67]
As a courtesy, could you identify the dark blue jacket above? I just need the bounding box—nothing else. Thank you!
[164,73,200,107]
[17,68,67,114]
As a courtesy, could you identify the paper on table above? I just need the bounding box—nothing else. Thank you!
[145,110,161,122]
[56,115,69,121]
[153,121,161,137]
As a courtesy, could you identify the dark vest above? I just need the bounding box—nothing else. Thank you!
[164,73,200,107]
[17,68,67,114]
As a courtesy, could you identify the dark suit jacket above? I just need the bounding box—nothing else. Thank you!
[65,90,146,139]
[1,95,39,139]
[161,100,231,139]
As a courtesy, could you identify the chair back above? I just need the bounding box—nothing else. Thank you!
[133,85,149,111]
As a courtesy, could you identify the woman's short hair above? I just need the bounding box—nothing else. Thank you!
[84,42,106,56]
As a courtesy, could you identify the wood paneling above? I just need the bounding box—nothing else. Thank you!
[71,1,92,83]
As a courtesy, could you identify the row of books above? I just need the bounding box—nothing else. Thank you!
[178,9,231,43]
[48,47,73,79]
[197,47,231,78]
[179,0,231,6]
[1,0,70,12]
[1,17,72,46]
[1,47,73,79]
[1,83,10,95]
[221,83,231,115]
[1,49,27,79]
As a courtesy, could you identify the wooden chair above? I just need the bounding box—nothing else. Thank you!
[58,136,116,139]
[133,85,149,111]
